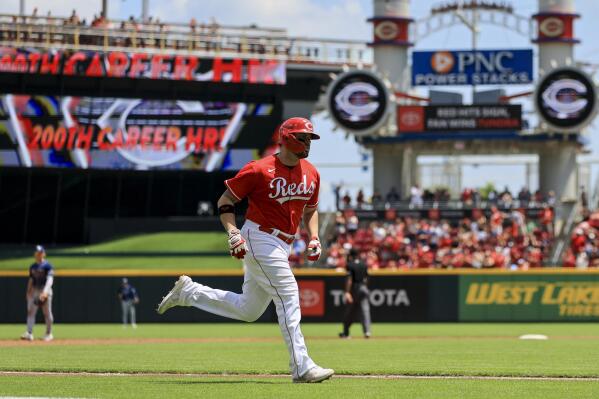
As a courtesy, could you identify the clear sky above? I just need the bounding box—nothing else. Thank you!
[2,0,599,210]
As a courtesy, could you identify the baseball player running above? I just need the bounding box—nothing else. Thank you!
[157,117,334,383]
[21,245,54,342]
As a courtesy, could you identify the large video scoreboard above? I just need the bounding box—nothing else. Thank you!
[0,47,286,171]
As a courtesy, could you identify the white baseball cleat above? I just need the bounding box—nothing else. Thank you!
[20,332,33,341]
[43,333,54,342]
[293,366,335,383]
[156,275,191,314]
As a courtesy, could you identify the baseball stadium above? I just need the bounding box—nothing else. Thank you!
[1,0,599,397]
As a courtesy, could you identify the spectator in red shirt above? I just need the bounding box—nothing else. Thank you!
[356,189,365,209]
[342,191,351,209]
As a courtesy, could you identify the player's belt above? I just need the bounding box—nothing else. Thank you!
[258,226,295,244]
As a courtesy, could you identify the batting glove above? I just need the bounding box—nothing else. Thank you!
[307,237,321,262]
[228,229,248,259]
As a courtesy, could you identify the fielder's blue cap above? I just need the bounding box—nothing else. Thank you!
[35,245,45,253]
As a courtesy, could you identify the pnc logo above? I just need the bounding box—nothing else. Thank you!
[539,17,564,37]
[431,51,455,74]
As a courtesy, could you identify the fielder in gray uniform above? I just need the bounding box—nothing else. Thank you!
[21,245,54,342]
[339,249,371,339]
[118,278,139,328]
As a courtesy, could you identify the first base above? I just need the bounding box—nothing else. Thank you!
[518,334,548,340]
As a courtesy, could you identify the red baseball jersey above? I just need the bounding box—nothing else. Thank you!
[225,155,320,235]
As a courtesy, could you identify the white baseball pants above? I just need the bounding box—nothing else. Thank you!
[178,220,316,379]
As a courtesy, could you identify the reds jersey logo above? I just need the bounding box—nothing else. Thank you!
[268,174,315,204]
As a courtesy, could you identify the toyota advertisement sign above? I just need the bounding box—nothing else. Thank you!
[412,49,533,86]
[297,276,434,322]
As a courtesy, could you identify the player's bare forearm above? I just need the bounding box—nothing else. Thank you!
[345,276,352,293]
[344,276,353,303]
[303,207,319,239]
[218,189,239,233]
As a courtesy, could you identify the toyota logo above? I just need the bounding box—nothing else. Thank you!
[300,288,321,308]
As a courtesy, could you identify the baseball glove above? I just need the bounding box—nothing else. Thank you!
[307,237,322,262]
[228,229,248,259]
[33,297,47,306]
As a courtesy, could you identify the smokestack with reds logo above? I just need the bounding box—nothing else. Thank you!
[534,0,581,217]
[533,0,579,74]
[368,0,412,93]
[368,0,415,199]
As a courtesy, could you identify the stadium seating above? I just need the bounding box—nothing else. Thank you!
[562,212,599,268]
[324,204,555,270]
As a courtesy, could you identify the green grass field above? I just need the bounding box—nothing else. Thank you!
[0,232,242,271]
[1,323,599,398]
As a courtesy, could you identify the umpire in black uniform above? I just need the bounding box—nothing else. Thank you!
[339,248,371,338]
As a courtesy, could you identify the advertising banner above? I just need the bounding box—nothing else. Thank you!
[298,274,458,322]
[459,274,599,321]
[412,49,533,86]
[397,105,522,132]
[0,274,458,323]
[0,47,286,85]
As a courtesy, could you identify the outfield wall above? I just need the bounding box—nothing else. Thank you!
[1,270,598,323]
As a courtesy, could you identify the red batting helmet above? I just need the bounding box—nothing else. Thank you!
[279,117,320,153]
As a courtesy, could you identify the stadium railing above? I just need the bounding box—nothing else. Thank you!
[0,13,371,65]
[344,199,551,211]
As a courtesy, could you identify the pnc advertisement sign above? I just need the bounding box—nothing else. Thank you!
[412,49,533,86]
[459,275,599,321]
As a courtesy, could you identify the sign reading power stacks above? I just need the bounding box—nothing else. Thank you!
[326,69,391,135]
[534,67,598,132]
[412,49,533,86]
[397,105,522,132]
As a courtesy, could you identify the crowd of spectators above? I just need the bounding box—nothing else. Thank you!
[562,212,599,268]
[336,184,556,210]
[324,206,554,270]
